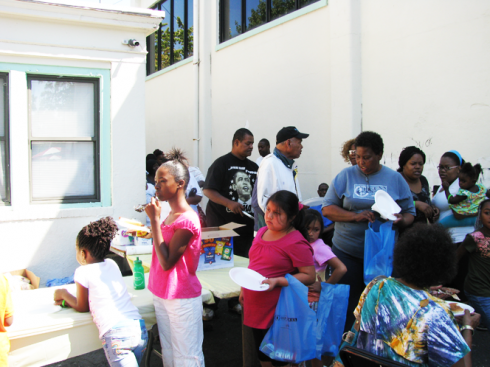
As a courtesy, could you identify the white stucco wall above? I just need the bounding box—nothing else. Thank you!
[0,0,163,284]
[145,61,195,158]
[145,0,490,200]
[360,0,490,190]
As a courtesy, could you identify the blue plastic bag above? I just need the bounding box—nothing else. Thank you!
[363,220,396,285]
[316,283,350,358]
[260,274,317,363]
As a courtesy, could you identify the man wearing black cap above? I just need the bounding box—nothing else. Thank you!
[253,126,309,228]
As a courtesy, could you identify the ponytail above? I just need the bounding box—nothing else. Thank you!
[161,147,191,190]
[460,162,482,181]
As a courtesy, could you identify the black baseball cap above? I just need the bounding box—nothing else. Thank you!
[276,126,309,144]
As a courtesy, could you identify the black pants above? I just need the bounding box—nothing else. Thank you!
[332,246,366,333]
[250,327,288,366]
[446,242,469,302]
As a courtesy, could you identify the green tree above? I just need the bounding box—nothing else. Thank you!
[154,16,193,70]
[246,0,295,31]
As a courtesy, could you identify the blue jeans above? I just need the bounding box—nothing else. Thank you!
[101,319,148,367]
[465,291,490,328]
[438,214,476,228]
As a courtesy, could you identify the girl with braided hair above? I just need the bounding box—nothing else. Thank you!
[53,217,147,367]
[145,148,205,367]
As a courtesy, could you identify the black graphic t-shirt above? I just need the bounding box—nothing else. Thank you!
[204,153,258,257]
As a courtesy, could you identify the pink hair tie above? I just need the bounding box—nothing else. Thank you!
[298,202,304,211]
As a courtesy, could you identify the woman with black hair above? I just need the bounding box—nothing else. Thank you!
[333,224,480,367]
[146,159,159,185]
[322,131,415,331]
[432,151,473,300]
[397,146,439,225]
[153,149,166,166]
[240,190,315,367]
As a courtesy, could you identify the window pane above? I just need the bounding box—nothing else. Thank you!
[0,141,6,201]
[221,0,242,42]
[0,75,5,137]
[160,1,171,69]
[187,0,194,57]
[300,0,319,7]
[246,0,266,31]
[31,80,94,138]
[31,142,95,199]
[271,0,296,21]
[174,0,185,63]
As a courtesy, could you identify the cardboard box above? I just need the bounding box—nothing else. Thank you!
[197,222,244,272]
[135,237,153,246]
[7,269,40,290]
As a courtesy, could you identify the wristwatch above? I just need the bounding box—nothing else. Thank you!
[460,325,474,335]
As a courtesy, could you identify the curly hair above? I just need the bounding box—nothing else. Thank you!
[355,131,384,155]
[77,217,118,261]
[161,147,191,190]
[340,139,356,163]
[393,224,456,289]
[460,162,482,181]
[397,146,426,173]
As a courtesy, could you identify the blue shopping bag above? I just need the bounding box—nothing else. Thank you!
[260,274,317,363]
[363,220,396,285]
[316,283,350,358]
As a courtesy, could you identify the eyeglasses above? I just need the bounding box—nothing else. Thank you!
[349,150,356,155]
[437,165,459,172]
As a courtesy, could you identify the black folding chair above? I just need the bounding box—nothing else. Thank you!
[339,346,409,367]
[144,324,163,366]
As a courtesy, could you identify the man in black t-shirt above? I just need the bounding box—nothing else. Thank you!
[203,128,258,258]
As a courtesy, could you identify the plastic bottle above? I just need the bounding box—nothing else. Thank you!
[133,257,145,290]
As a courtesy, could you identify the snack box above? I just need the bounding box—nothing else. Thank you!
[197,222,244,272]
[113,229,135,246]
[7,269,40,290]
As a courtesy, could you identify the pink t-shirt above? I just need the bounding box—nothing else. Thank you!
[310,239,336,273]
[148,210,202,299]
[243,227,314,329]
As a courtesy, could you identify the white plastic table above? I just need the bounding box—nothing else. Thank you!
[7,273,212,367]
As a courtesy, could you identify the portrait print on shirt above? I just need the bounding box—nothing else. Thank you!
[204,152,258,229]
[228,169,255,215]
[354,184,387,200]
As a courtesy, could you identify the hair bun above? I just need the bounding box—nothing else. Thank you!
[83,216,118,241]
[165,147,189,168]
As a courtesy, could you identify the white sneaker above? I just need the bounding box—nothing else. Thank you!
[202,307,214,321]
[230,303,242,315]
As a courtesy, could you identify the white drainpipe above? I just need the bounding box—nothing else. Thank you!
[192,0,200,167]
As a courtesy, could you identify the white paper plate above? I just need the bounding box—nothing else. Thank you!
[444,301,475,317]
[372,190,401,221]
[229,268,269,291]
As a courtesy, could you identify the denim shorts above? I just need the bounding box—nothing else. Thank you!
[101,319,148,367]
[465,291,490,328]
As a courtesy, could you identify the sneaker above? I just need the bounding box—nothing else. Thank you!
[229,303,242,315]
[202,307,214,321]
[476,325,488,331]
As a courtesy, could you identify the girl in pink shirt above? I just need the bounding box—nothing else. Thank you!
[240,190,315,367]
[145,149,204,367]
